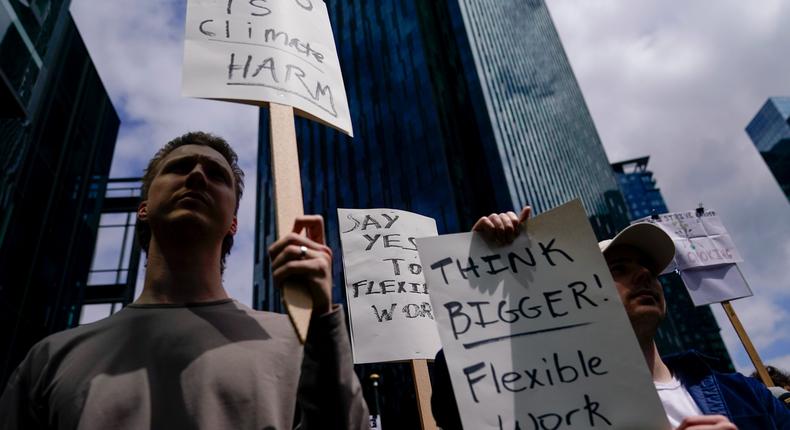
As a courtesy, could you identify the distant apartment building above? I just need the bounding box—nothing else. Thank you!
[746,97,790,201]
[612,157,734,371]
[0,1,119,385]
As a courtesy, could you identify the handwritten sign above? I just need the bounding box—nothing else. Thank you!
[637,210,752,305]
[183,0,353,136]
[637,210,742,271]
[679,263,752,306]
[338,208,442,363]
[417,200,668,429]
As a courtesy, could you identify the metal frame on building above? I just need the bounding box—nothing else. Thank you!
[77,178,142,323]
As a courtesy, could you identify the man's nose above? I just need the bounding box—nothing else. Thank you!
[185,164,208,188]
[631,264,652,284]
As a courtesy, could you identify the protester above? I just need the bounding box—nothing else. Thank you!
[432,207,790,429]
[0,132,368,429]
[752,366,790,408]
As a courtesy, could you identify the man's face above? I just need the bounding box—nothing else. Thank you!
[139,144,237,242]
[604,245,666,330]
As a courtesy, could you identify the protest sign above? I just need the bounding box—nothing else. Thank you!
[679,263,752,306]
[638,210,742,271]
[183,0,353,136]
[637,210,752,305]
[418,200,668,429]
[338,208,442,363]
[641,209,770,385]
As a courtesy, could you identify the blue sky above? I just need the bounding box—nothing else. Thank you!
[70,0,790,374]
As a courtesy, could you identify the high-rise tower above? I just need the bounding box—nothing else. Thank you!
[0,2,120,385]
[746,97,790,201]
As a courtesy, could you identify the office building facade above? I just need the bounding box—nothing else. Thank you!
[612,157,734,372]
[0,1,119,385]
[255,0,628,426]
[746,97,790,201]
[612,156,669,219]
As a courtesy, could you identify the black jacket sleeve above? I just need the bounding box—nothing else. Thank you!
[295,305,369,429]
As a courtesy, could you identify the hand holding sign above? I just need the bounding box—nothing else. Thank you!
[270,215,333,315]
[418,200,669,429]
[473,206,532,244]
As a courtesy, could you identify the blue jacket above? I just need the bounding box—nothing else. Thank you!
[665,351,790,429]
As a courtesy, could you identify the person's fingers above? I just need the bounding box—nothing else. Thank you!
[269,232,332,262]
[506,211,519,225]
[472,216,496,233]
[505,211,520,240]
[487,213,505,242]
[272,259,328,286]
[497,213,515,240]
[676,415,736,430]
[518,206,532,223]
[292,215,326,245]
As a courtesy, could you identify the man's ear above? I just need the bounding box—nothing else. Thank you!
[229,216,238,235]
[137,201,148,221]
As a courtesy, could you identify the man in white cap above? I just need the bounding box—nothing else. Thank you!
[433,209,790,430]
[600,222,789,429]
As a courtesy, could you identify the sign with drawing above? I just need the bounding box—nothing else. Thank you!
[639,210,742,271]
[638,210,752,306]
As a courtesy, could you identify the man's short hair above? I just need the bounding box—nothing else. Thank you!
[136,131,245,273]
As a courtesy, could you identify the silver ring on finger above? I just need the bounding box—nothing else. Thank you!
[299,245,308,259]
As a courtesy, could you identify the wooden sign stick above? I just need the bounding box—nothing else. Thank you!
[269,102,313,344]
[410,359,437,430]
[720,300,773,386]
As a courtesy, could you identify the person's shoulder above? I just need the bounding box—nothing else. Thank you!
[9,314,120,386]
[32,313,119,353]
[227,300,299,335]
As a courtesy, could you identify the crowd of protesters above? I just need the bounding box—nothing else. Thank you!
[1,132,788,429]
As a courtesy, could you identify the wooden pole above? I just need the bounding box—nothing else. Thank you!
[410,359,437,430]
[720,300,773,386]
[269,102,313,344]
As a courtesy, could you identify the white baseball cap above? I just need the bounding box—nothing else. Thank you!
[598,222,675,275]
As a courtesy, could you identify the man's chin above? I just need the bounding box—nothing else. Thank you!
[627,308,665,332]
[162,211,215,232]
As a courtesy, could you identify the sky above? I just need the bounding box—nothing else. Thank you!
[70,0,790,374]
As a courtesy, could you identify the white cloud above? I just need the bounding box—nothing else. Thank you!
[548,0,790,369]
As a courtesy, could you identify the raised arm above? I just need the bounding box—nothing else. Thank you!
[269,215,369,429]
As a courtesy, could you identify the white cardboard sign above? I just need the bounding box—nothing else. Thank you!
[679,263,752,306]
[638,210,742,271]
[636,210,752,305]
[417,200,669,429]
[183,0,353,136]
[338,208,442,363]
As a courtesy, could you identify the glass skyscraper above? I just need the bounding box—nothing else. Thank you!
[612,157,734,372]
[0,1,119,386]
[612,156,669,219]
[746,97,790,201]
[255,0,628,426]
